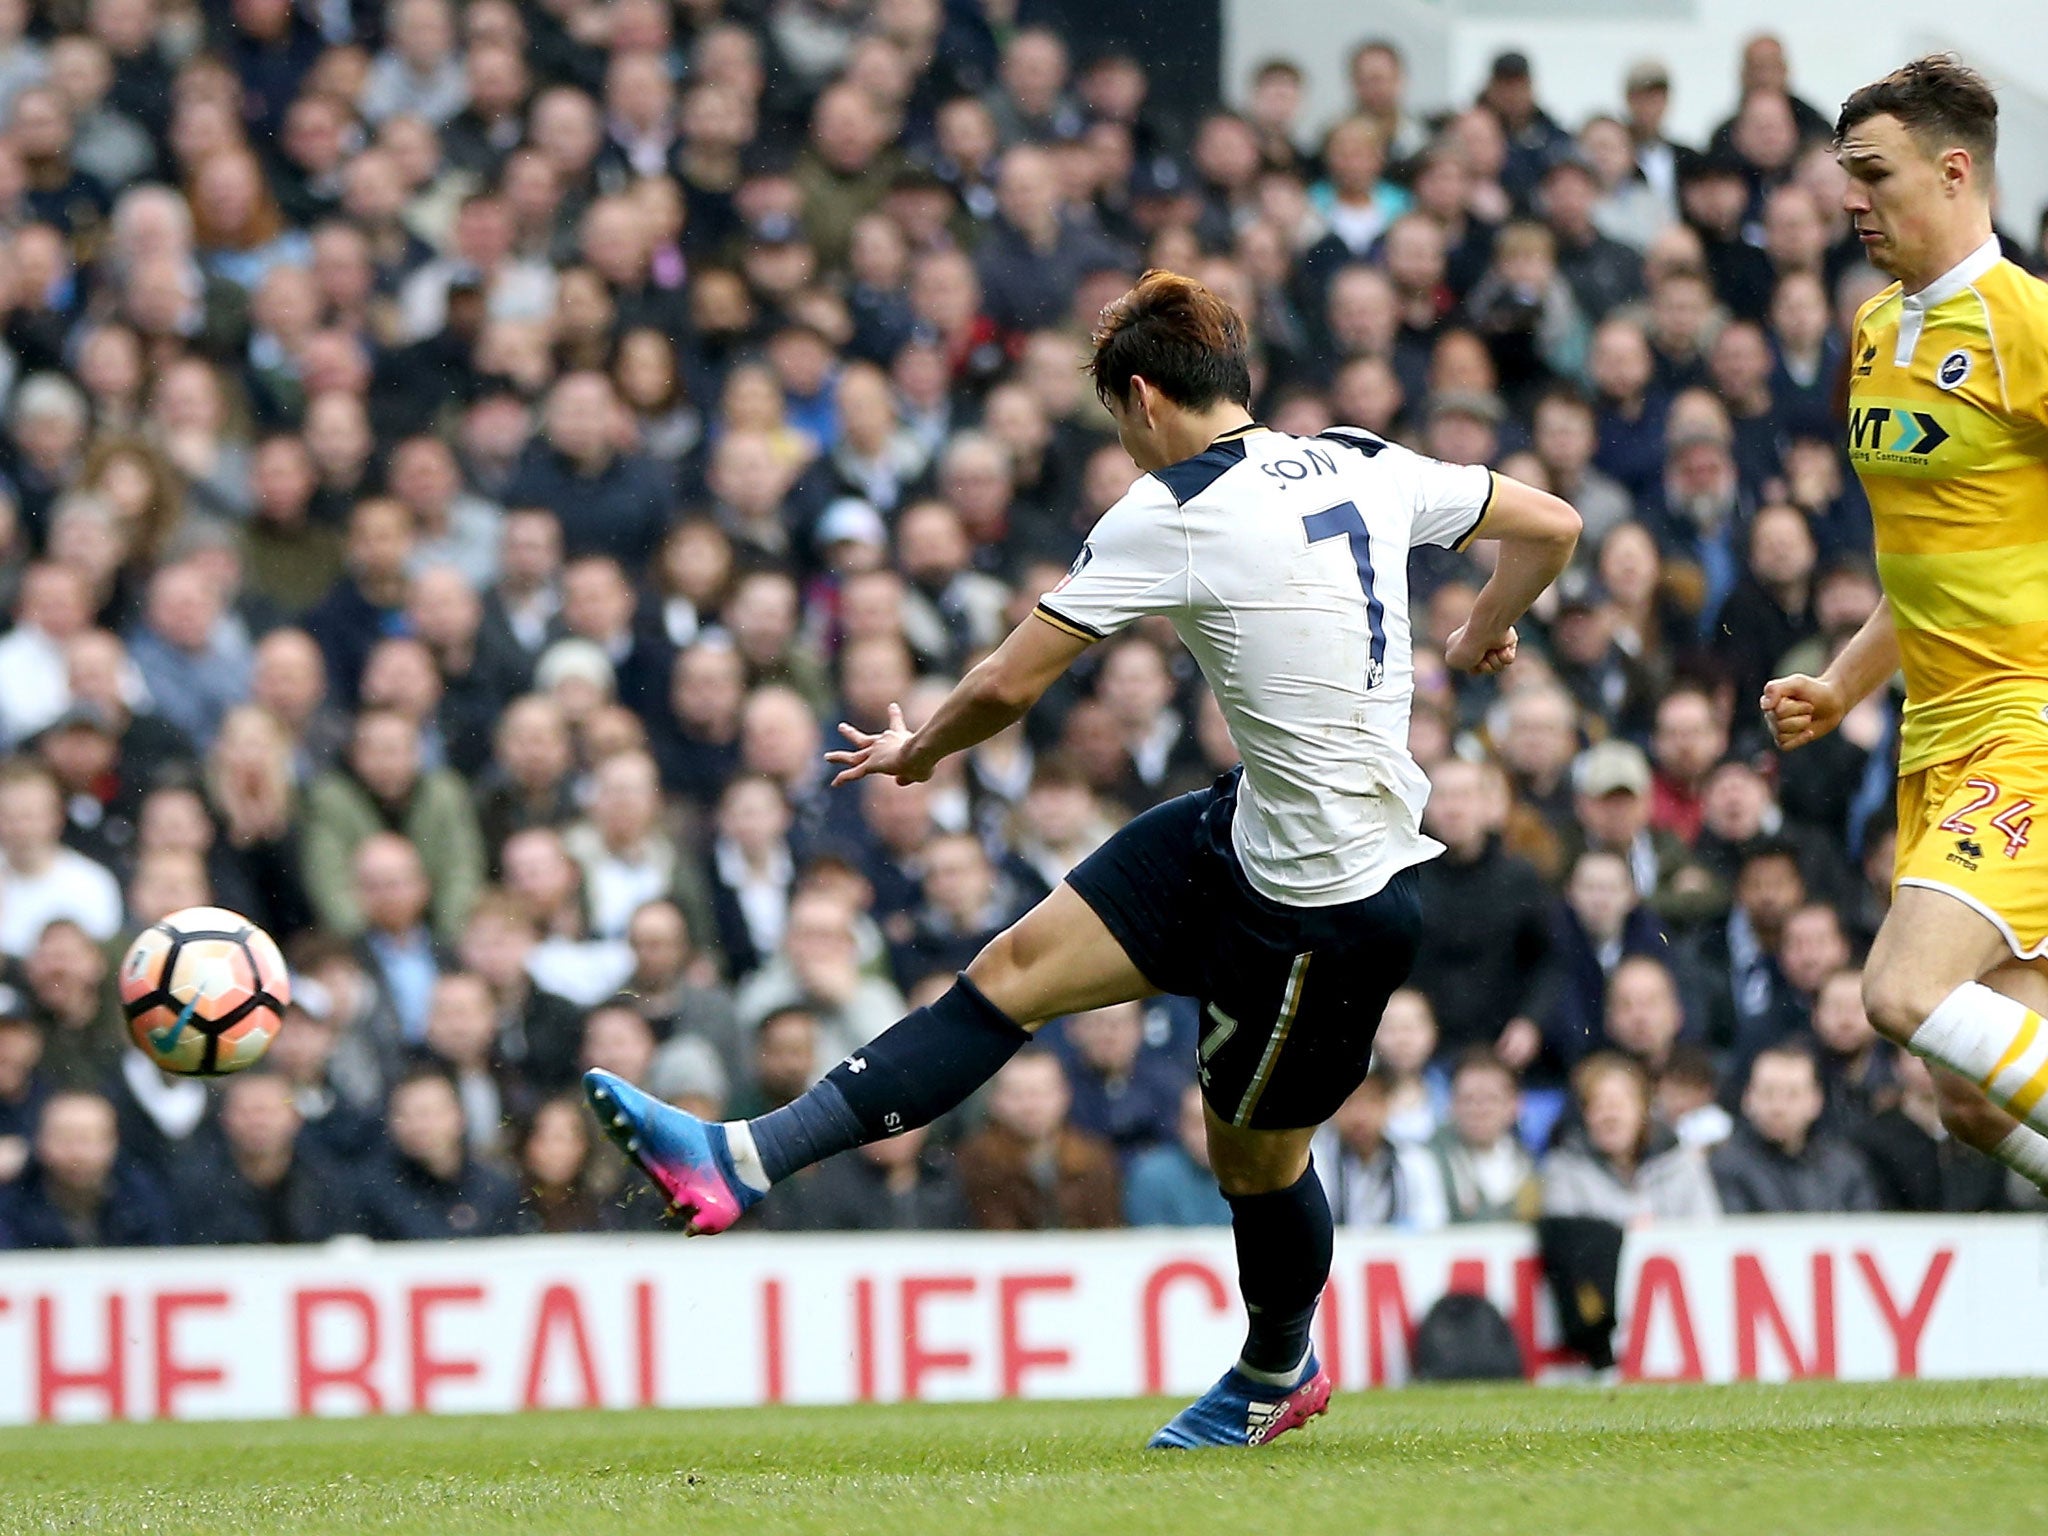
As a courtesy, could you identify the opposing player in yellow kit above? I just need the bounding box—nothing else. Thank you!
[1764,56,2048,1193]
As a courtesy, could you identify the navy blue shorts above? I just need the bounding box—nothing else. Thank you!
[1065,771,1422,1131]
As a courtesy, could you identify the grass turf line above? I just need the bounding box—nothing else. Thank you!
[1,1380,2046,1536]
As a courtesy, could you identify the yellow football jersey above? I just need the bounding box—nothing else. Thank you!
[1849,237,2048,775]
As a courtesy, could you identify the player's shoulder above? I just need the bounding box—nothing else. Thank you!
[1973,256,2048,319]
[1141,423,1268,508]
[1853,280,1904,335]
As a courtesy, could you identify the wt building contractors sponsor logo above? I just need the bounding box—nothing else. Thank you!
[0,1219,2040,1424]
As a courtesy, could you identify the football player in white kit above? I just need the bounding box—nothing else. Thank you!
[587,271,1579,1446]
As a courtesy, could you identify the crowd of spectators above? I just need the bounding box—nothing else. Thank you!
[0,1,2042,1254]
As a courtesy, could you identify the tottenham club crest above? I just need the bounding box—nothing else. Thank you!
[1053,542,1093,593]
[1937,349,1972,390]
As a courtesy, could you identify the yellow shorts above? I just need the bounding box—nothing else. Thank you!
[1896,737,2048,958]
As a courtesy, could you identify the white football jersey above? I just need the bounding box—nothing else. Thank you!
[1035,424,1493,907]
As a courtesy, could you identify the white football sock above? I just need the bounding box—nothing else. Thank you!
[720,1119,772,1194]
[1910,982,2048,1132]
[1992,1126,2048,1192]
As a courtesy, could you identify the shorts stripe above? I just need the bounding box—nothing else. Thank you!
[1232,952,1312,1128]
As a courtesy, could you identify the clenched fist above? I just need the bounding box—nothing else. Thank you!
[1760,673,1846,751]
[1445,623,1518,676]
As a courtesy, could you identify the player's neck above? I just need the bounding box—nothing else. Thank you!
[1896,219,1995,296]
[1152,404,1256,467]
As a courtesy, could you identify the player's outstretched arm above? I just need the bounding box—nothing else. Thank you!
[826,613,1092,786]
[1443,475,1581,675]
[1761,596,1899,751]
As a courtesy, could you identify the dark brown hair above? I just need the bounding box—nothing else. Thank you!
[1836,55,1997,174]
[1087,269,1252,411]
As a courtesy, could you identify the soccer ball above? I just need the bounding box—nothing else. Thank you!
[119,906,291,1076]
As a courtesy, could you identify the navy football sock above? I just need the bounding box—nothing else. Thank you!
[1226,1162,1333,1383]
[744,976,1031,1184]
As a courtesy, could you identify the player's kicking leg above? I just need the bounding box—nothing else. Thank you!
[1862,886,2048,1191]
[1145,1107,1333,1449]
[585,880,1146,1232]
[588,859,1347,1451]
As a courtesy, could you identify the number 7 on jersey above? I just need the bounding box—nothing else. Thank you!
[1303,501,1388,690]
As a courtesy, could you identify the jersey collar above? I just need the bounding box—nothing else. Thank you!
[1209,422,1266,445]
[1901,234,2001,312]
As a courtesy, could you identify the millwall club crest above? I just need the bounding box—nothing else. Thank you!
[1053,542,1093,593]
[1937,350,1972,390]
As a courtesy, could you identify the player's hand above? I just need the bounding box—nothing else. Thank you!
[825,703,929,786]
[1759,673,1845,751]
[1445,622,1518,675]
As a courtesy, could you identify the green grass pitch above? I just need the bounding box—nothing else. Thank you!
[1,1380,2045,1536]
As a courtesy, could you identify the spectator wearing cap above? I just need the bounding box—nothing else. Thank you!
[1564,739,1707,926]
[0,1089,174,1250]
[1422,390,1503,471]
[1540,848,1670,1071]
[1477,50,1573,210]
[1539,154,1644,325]
[504,372,672,570]
[1710,1043,1878,1215]
[1547,571,1657,741]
